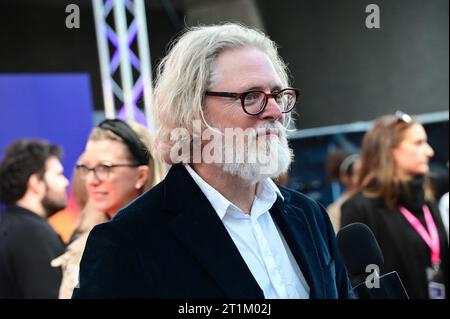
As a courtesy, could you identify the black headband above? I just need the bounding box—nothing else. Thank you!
[97,119,150,165]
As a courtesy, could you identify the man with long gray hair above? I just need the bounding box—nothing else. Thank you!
[74,23,352,299]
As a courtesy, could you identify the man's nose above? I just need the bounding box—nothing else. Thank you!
[260,96,283,122]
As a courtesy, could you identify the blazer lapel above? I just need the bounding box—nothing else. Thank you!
[163,165,264,299]
[269,193,326,298]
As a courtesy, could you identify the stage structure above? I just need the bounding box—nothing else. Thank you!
[92,0,154,131]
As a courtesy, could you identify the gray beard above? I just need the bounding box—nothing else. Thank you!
[217,126,293,183]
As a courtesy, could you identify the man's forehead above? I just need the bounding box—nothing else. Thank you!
[212,48,283,89]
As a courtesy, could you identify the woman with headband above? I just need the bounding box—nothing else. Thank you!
[75,119,165,218]
[52,119,165,298]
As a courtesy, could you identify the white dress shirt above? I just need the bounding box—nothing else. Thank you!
[185,165,310,299]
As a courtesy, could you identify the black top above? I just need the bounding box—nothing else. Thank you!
[0,205,65,298]
[341,178,449,299]
[73,164,353,299]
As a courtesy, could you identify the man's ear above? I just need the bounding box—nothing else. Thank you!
[28,174,45,196]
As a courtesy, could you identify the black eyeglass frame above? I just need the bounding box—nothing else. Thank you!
[76,163,141,181]
[205,88,300,115]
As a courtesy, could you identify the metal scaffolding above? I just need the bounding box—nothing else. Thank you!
[92,0,155,132]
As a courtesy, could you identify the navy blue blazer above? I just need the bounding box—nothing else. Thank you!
[73,164,352,299]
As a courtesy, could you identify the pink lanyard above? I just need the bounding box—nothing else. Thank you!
[399,204,441,268]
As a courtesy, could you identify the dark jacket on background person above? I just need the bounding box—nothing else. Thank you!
[0,205,65,298]
[341,178,449,299]
[73,164,352,299]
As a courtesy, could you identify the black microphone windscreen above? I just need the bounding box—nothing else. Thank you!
[336,223,384,276]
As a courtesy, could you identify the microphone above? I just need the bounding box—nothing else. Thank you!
[337,223,409,299]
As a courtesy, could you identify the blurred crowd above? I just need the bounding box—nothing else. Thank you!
[1,111,447,299]
[0,119,166,298]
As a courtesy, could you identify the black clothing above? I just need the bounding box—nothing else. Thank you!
[73,164,353,299]
[0,205,65,298]
[341,179,449,299]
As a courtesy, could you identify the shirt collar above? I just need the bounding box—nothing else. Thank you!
[184,164,284,220]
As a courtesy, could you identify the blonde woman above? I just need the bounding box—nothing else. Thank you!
[52,119,165,298]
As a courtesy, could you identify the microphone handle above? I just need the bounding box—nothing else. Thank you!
[352,271,409,299]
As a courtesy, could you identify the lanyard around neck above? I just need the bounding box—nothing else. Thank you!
[399,204,441,268]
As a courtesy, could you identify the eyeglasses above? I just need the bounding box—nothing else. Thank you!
[394,111,412,123]
[205,88,300,115]
[76,163,140,181]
